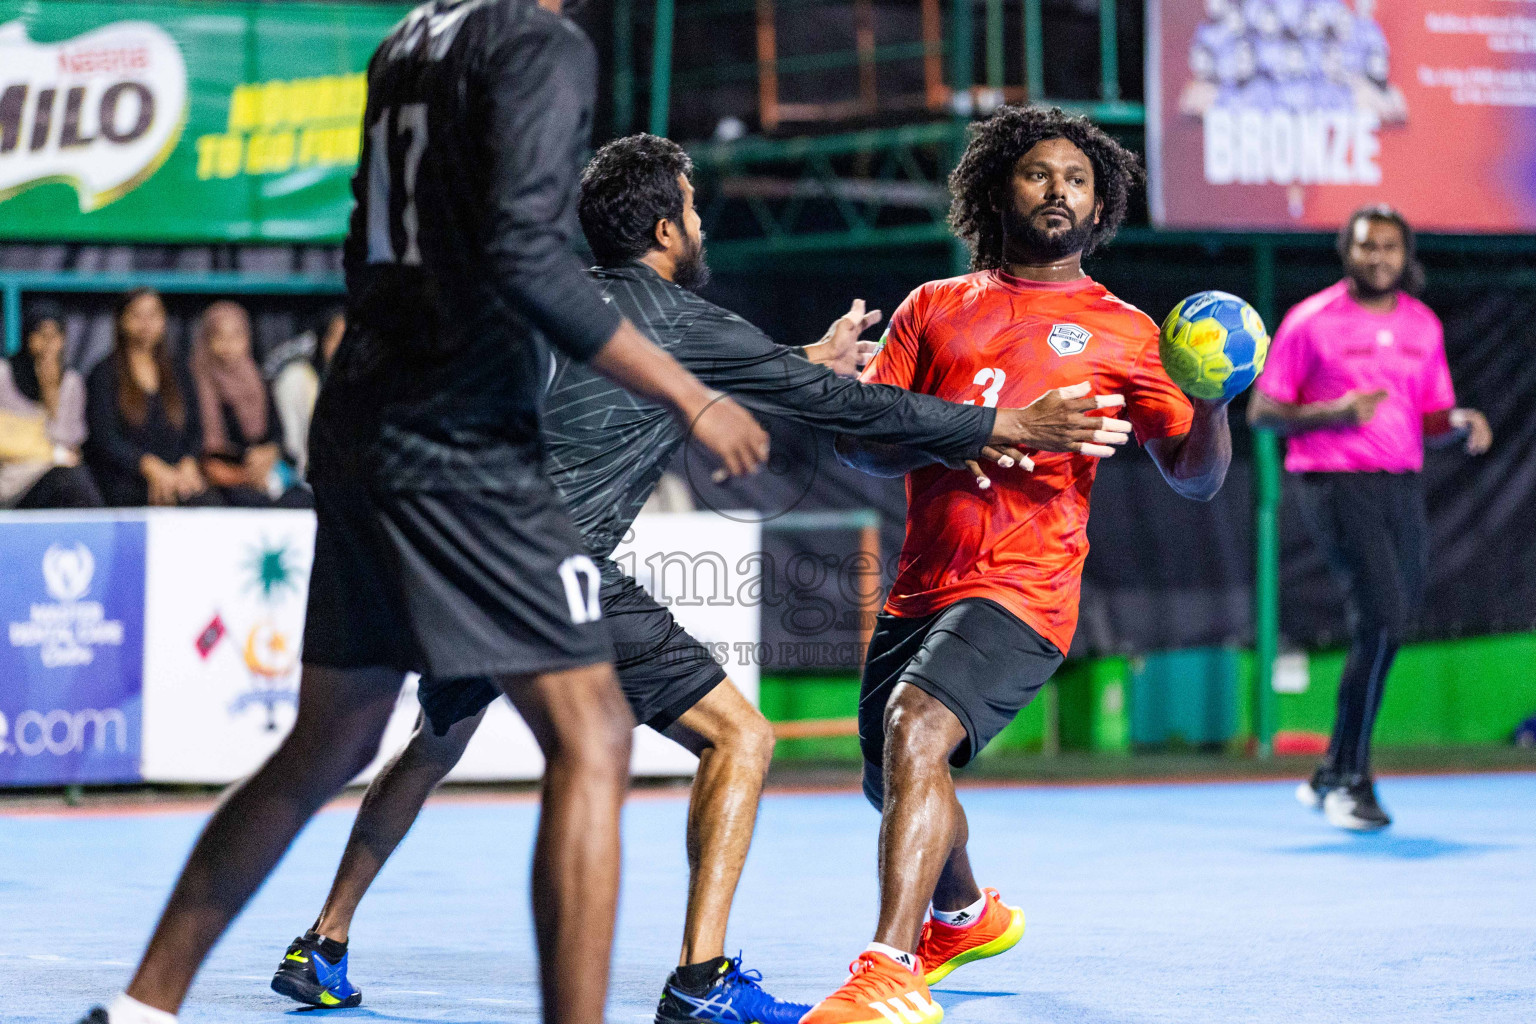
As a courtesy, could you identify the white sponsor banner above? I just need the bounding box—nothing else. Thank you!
[0,19,187,211]
[139,510,761,784]
[607,511,763,778]
[140,509,314,782]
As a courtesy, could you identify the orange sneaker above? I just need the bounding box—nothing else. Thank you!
[916,888,1026,985]
[799,950,943,1024]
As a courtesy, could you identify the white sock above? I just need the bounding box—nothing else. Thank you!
[865,942,918,974]
[107,993,178,1024]
[931,892,988,928]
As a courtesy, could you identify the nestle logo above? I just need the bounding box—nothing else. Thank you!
[57,45,150,75]
[0,20,187,212]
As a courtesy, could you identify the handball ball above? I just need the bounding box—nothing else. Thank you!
[1159,291,1271,402]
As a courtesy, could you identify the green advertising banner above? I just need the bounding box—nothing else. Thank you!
[0,1,409,243]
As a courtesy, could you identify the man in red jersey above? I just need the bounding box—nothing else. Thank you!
[804,106,1235,1024]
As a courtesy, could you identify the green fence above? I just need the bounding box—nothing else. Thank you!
[763,631,1536,761]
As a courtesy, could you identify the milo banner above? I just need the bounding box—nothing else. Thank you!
[1147,0,1536,231]
[0,1,407,242]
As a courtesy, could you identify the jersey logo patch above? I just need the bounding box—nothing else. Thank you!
[1047,324,1092,357]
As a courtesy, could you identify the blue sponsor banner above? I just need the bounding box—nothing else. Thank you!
[0,516,146,785]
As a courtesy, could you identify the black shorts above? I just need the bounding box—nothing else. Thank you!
[858,598,1063,769]
[302,468,612,690]
[416,569,727,735]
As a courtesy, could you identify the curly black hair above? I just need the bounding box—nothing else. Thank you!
[579,133,694,267]
[1337,204,1426,297]
[947,105,1143,270]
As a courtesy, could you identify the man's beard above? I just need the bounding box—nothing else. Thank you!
[675,233,711,292]
[1346,262,1402,300]
[1002,203,1095,264]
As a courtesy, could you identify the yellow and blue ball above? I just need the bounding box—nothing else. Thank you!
[1158,291,1270,403]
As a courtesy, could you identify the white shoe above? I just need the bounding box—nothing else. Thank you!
[1323,780,1391,832]
[1295,780,1324,809]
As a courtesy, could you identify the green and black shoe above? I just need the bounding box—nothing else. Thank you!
[271,931,362,1009]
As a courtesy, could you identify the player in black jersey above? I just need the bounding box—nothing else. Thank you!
[76,6,768,1024]
[265,134,1068,1024]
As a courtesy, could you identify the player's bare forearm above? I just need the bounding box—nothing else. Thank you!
[1146,399,1231,502]
[833,435,939,477]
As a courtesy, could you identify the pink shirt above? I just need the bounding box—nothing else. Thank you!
[1257,281,1456,473]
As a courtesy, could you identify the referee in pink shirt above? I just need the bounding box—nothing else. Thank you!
[1250,205,1491,832]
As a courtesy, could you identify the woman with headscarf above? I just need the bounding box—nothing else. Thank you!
[0,298,102,507]
[192,300,309,507]
[85,287,213,507]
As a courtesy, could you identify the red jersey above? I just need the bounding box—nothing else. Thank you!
[861,270,1193,654]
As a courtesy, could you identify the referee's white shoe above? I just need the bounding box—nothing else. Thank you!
[1323,777,1392,831]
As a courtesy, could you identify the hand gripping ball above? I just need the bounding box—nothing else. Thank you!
[1158,290,1271,402]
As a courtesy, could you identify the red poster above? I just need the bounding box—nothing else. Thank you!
[1147,0,1536,231]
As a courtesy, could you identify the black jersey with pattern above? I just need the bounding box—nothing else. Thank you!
[543,262,995,561]
[314,0,621,492]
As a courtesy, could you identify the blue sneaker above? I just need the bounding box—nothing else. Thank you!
[271,931,362,1008]
[654,954,811,1024]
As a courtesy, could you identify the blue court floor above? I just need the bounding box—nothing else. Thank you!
[4,773,1534,1024]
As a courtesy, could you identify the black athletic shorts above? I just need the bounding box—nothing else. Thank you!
[858,598,1063,769]
[302,466,612,693]
[416,568,727,736]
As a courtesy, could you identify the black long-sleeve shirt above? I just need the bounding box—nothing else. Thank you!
[545,263,995,561]
[316,0,622,491]
[83,359,202,507]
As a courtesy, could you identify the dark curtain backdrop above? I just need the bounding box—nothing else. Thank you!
[1279,287,1536,648]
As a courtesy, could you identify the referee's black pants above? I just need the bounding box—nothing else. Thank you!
[1295,471,1428,780]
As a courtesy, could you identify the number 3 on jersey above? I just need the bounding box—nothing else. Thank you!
[972,367,1006,407]
[365,103,428,265]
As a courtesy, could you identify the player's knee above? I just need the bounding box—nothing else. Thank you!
[343,732,387,782]
[556,695,634,782]
[399,730,463,780]
[331,718,390,782]
[722,708,777,776]
[285,726,384,800]
[883,689,955,768]
[402,712,476,775]
[283,708,390,791]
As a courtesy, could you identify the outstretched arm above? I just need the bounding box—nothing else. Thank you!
[672,308,1137,476]
[1144,398,1232,502]
[677,308,995,467]
[834,381,1132,479]
[832,435,941,477]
